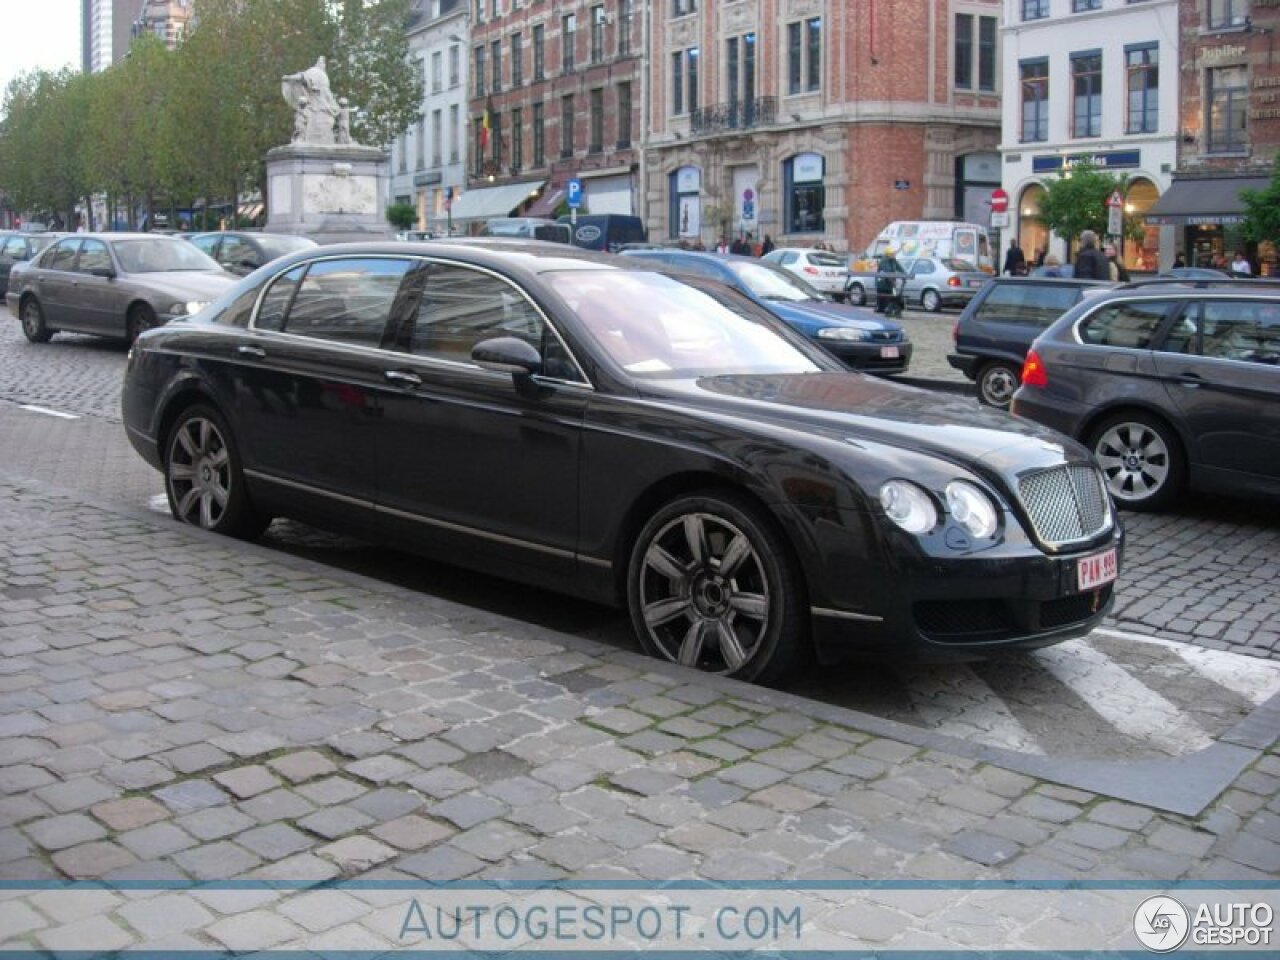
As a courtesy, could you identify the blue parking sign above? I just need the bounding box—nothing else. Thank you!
[567,178,583,209]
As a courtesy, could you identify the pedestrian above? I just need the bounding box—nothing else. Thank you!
[1041,254,1063,278]
[715,236,730,254]
[1002,239,1027,276]
[875,246,905,315]
[761,234,775,256]
[1034,246,1047,269]
[1230,250,1252,276]
[1073,230,1111,280]
[1103,244,1129,282]
[730,234,747,255]
[1172,252,1186,269]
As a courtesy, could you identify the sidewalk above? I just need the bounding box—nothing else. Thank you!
[0,478,1276,949]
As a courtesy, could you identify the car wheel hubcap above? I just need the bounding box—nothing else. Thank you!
[984,368,1016,404]
[639,512,770,674]
[1095,423,1169,501]
[168,418,231,528]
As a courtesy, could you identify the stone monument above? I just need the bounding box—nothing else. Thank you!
[265,57,391,243]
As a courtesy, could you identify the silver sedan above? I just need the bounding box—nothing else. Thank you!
[6,233,237,344]
[900,256,991,312]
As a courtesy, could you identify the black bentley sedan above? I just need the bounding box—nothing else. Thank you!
[122,240,1123,682]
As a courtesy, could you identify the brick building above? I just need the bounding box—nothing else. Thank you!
[452,0,643,226]
[1145,0,1280,273]
[643,0,1002,254]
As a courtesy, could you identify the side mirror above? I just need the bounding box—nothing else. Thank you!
[88,267,116,279]
[472,336,543,380]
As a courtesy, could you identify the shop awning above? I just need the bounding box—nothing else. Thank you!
[1144,176,1270,226]
[523,185,565,219]
[446,180,545,223]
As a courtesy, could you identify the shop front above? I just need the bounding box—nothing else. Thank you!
[1144,175,1273,273]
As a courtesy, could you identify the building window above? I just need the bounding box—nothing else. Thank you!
[1071,51,1102,138]
[532,24,545,80]
[1073,0,1101,11]
[491,0,501,16]
[1022,0,1048,20]
[955,14,997,92]
[474,46,486,97]
[561,94,575,158]
[785,153,825,234]
[955,15,973,89]
[726,34,756,123]
[687,47,700,113]
[474,0,483,23]
[590,89,604,153]
[491,111,502,166]
[511,33,523,87]
[786,19,820,94]
[491,40,502,92]
[618,82,632,147]
[563,14,577,74]
[511,107,523,171]
[673,0,696,16]
[450,105,459,162]
[672,50,684,114]
[449,46,460,87]
[416,117,426,169]
[806,18,821,92]
[619,0,634,56]
[591,5,606,64]
[1125,45,1158,134]
[1020,59,1049,142]
[432,51,442,92]
[978,17,996,91]
[1208,0,1247,30]
[431,109,442,167]
[533,101,545,166]
[473,117,484,175]
[1208,65,1248,152]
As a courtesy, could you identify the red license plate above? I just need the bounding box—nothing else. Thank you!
[1077,547,1118,592]
[880,345,900,359]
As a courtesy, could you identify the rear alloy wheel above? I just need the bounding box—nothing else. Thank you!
[1087,412,1184,511]
[977,361,1020,409]
[627,492,805,684]
[20,297,52,343]
[921,289,942,313]
[845,283,867,307]
[127,303,159,344]
[164,405,269,538]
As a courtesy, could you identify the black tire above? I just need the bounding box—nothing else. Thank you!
[921,288,942,313]
[845,283,866,307]
[626,491,806,684]
[1086,411,1185,512]
[20,296,52,343]
[127,303,159,344]
[164,404,270,539]
[977,360,1020,409]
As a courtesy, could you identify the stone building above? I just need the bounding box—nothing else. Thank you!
[642,0,1002,254]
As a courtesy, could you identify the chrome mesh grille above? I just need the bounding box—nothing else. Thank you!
[1018,464,1111,547]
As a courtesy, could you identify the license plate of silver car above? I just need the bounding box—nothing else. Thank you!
[880,346,900,359]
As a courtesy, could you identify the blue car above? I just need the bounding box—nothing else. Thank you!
[620,250,912,374]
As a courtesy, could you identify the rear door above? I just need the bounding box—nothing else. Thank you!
[32,238,81,328]
[1151,298,1280,484]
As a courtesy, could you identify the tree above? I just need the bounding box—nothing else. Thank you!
[330,0,422,148]
[386,201,416,230]
[1240,156,1280,256]
[1035,159,1142,256]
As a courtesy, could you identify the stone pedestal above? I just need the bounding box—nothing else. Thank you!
[265,143,392,244]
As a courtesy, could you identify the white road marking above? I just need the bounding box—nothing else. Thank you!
[1094,625,1280,704]
[18,404,79,420]
[1033,640,1217,754]
[903,665,1046,755]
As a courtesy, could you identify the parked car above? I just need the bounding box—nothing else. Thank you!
[557,213,647,252]
[898,256,991,312]
[1011,285,1280,510]
[6,232,237,344]
[122,239,1122,682]
[948,276,1114,408]
[479,218,572,243]
[0,230,63,297]
[1159,267,1232,281]
[762,247,851,300]
[621,249,912,374]
[186,231,317,277]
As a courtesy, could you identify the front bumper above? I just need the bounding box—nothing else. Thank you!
[821,339,913,375]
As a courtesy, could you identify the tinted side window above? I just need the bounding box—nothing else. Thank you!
[282,258,410,347]
[1080,300,1174,349]
[2,237,24,258]
[220,237,257,268]
[76,240,111,273]
[977,282,1082,329]
[255,265,306,332]
[189,236,220,257]
[47,240,80,270]
[1200,300,1280,364]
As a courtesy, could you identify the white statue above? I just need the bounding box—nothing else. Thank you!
[283,56,349,146]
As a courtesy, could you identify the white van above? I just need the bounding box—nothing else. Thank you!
[857,221,993,273]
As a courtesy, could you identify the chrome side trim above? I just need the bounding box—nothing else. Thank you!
[243,470,376,510]
[810,606,884,623]
[578,554,614,569]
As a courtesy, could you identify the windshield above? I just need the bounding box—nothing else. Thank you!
[258,236,316,260]
[547,270,821,379]
[115,238,221,274]
[725,260,823,302]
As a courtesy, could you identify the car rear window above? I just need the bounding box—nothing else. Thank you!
[806,252,846,267]
[977,282,1084,329]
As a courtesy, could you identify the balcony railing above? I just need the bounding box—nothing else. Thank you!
[690,97,777,134]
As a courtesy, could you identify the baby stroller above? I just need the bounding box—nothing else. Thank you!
[877,273,906,318]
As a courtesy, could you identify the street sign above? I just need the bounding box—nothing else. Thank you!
[990,188,1009,214]
[566,178,583,210]
[893,179,911,191]
[742,187,755,222]
[1107,190,1124,208]
[991,211,1010,229]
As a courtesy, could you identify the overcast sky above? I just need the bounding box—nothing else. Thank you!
[0,0,82,100]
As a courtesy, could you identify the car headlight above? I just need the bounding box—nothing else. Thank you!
[945,480,999,539]
[169,301,208,316]
[817,327,869,341]
[879,480,937,535]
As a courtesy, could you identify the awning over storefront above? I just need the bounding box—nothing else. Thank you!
[523,185,565,219]
[1144,176,1270,226]
[445,180,545,223]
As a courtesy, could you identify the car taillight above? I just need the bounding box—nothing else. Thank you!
[803,266,819,275]
[1021,349,1048,388]
[948,276,961,287]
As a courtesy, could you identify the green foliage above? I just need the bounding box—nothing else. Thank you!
[1035,160,1143,248]
[386,201,417,230]
[1240,156,1280,250]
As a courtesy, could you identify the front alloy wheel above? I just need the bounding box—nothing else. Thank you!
[921,289,942,313]
[627,492,804,683]
[20,298,52,343]
[1089,413,1184,511]
[846,283,866,307]
[164,405,268,538]
[978,361,1020,409]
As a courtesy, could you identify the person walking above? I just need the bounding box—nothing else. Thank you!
[1230,250,1253,276]
[1103,243,1129,282]
[875,246,905,315]
[761,234,775,256]
[1002,239,1027,276]
[1073,230,1111,280]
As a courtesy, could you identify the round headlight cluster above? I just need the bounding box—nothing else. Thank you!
[946,481,999,539]
[879,480,937,534]
[817,327,869,341]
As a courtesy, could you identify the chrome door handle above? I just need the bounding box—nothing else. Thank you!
[237,345,266,359]
[384,369,422,387]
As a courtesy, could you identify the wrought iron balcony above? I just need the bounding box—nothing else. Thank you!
[690,97,777,135]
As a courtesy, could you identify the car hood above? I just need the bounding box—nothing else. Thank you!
[131,271,236,301]
[761,298,901,333]
[644,372,1088,472]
